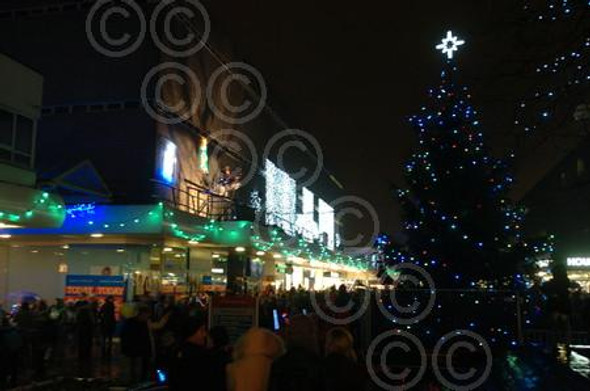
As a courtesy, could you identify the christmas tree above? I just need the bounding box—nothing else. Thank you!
[384,32,533,290]
[516,0,590,134]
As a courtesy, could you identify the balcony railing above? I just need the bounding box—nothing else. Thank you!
[154,180,236,221]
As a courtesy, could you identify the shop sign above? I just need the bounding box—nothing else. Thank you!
[567,257,590,267]
[64,275,126,317]
[209,295,258,343]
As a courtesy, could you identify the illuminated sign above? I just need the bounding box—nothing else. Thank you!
[160,139,177,184]
[567,257,590,267]
[199,137,209,174]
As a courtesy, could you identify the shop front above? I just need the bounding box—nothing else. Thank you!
[0,204,249,303]
[566,257,590,292]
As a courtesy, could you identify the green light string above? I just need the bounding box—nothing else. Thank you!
[0,192,64,223]
[251,225,369,271]
[165,207,227,244]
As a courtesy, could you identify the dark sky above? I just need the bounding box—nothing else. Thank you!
[203,0,524,235]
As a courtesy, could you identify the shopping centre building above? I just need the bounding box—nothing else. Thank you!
[0,6,373,304]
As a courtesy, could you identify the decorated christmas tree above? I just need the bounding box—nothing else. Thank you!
[384,32,534,290]
[516,0,590,134]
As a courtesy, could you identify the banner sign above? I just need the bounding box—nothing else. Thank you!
[209,295,259,343]
[65,275,126,317]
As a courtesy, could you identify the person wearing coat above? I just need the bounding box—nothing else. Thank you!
[322,327,369,391]
[226,328,284,391]
[269,315,323,391]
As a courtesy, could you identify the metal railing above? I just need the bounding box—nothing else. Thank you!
[154,180,236,221]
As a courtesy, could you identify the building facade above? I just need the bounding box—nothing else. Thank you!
[525,136,590,291]
[0,2,372,303]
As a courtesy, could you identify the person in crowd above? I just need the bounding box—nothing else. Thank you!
[154,295,182,373]
[0,312,23,388]
[121,304,153,384]
[98,295,117,358]
[30,300,51,380]
[169,315,217,391]
[13,301,34,330]
[322,327,368,391]
[75,295,95,361]
[209,326,232,391]
[121,303,170,384]
[269,314,322,391]
[226,327,284,391]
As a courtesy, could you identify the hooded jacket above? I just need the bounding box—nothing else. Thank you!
[227,328,285,391]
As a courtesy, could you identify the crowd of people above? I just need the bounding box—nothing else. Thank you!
[0,287,373,391]
[2,281,590,390]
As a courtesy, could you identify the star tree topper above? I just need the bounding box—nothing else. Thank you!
[436,30,465,59]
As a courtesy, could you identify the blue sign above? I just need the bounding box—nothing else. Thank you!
[66,275,125,287]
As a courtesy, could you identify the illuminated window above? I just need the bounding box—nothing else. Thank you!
[199,137,209,174]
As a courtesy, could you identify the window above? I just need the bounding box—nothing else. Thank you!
[0,109,13,147]
[0,109,35,168]
[296,187,302,214]
[15,115,33,154]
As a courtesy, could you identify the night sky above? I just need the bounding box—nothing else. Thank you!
[203,0,527,235]
[0,0,551,239]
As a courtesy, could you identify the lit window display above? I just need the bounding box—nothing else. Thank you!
[296,187,318,240]
[318,198,335,249]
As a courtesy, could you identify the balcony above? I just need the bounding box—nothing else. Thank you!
[154,179,254,221]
